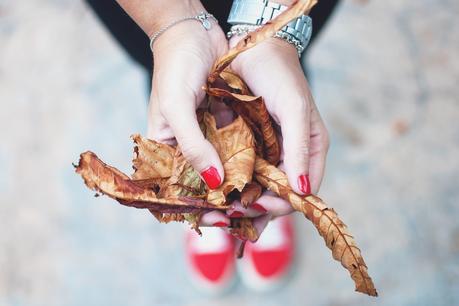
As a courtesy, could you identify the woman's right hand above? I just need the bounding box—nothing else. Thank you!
[146,12,228,190]
[145,7,234,227]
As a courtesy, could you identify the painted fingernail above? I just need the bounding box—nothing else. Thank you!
[213,221,229,227]
[200,166,221,189]
[251,203,267,213]
[229,211,244,218]
[298,174,311,194]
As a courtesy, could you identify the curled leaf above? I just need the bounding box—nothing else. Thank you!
[206,87,280,164]
[219,69,251,95]
[161,149,207,198]
[132,134,175,180]
[204,113,256,206]
[254,157,378,297]
[230,218,259,242]
[240,182,263,208]
[75,151,221,212]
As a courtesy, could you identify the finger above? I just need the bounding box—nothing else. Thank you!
[226,200,260,218]
[252,193,294,217]
[146,101,177,145]
[307,104,330,193]
[278,85,313,195]
[199,210,230,227]
[155,92,225,189]
[227,192,294,218]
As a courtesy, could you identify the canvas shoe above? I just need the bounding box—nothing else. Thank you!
[238,215,295,291]
[185,227,236,293]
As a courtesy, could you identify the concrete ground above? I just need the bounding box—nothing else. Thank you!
[1,0,458,305]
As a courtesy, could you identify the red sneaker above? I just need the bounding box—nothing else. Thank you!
[239,215,295,291]
[185,227,236,293]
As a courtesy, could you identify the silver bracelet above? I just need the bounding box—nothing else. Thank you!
[227,24,305,56]
[149,12,218,52]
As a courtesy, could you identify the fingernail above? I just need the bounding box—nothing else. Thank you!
[229,211,244,218]
[200,166,221,189]
[298,174,311,194]
[251,203,267,213]
[213,221,228,227]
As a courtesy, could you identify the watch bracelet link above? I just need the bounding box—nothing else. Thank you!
[227,25,305,56]
[227,0,312,55]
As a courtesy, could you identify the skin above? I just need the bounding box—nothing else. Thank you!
[115,0,329,232]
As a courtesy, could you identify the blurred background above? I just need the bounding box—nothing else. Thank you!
[1,0,458,305]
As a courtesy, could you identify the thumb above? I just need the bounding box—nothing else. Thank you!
[158,95,224,190]
[279,97,311,195]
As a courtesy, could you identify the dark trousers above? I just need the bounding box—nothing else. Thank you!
[86,0,340,78]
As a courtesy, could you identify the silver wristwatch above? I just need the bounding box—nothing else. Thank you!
[228,0,312,53]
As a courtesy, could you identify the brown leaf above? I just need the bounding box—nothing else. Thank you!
[240,182,263,208]
[75,151,222,212]
[131,178,167,192]
[161,149,207,198]
[230,218,259,242]
[205,87,280,164]
[132,134,175,180]
[219,69,251,95]
[203,113,256,206]
[254,157,378,297]
[208,0,318,82]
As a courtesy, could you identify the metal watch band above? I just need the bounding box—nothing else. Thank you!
[227,24,305,56]
[228,0,312,50]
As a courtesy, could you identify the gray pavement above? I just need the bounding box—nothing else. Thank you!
[1,0,458,305]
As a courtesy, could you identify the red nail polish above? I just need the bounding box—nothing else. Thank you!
[213,221,228,227]
[251,203,267,213]
[229,211,244,218]
[298,174,311,194]
[200,166,221,189]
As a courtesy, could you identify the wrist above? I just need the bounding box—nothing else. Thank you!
[145,0,207,37]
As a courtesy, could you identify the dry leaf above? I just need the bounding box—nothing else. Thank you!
[161,149,207,198]
[75,151,221,213]
[205,87,280,164]
[240,182,263,208]
[254,157,378,296]
[132,134,175,180]
[204,113,256,206]
[219,69,251,95]
[130,177,166,192]
[230,218,259,242]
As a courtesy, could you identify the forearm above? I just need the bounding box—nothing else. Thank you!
[115,0,206,37]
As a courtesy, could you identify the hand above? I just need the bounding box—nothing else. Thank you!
[147,13,228,189]
[230,36,329,195]
[225,36,330,234]
[146,13,234,228]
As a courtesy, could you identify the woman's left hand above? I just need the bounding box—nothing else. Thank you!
[226,36,330,234]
